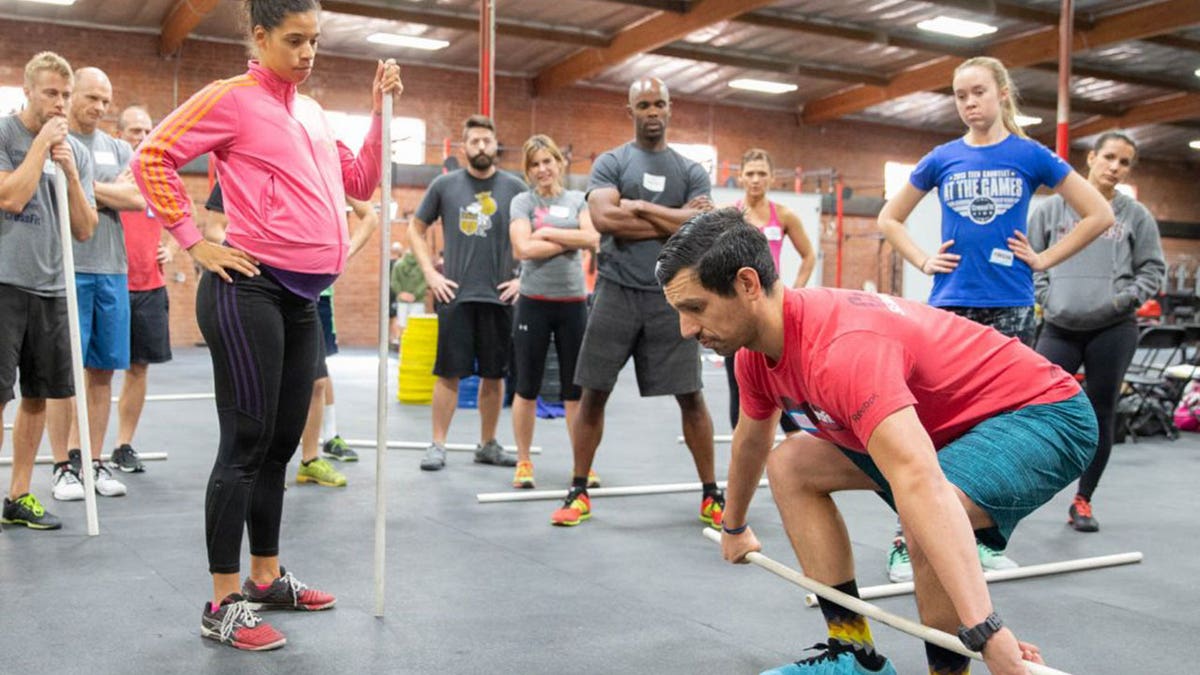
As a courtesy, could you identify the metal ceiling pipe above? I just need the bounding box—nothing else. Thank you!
[479,0,495,118]
[1056,0,1073,159]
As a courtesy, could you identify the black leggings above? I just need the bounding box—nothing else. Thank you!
[197,271,319,574]
[1035,319,1139,500]
[724,354,800,434]
[512,295,587,401]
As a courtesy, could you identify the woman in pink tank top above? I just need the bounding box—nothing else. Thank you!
[726,148,817,434]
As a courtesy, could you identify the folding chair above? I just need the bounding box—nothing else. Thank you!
[1119,326,1188,442]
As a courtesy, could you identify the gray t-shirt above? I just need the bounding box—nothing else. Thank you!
[0,114,96,296]
[69,129,131,274]
[587,142,710,291]
[415,169,526,305]
[510,188,588,299]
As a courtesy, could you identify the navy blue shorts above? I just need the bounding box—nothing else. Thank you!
[842,391,1097,550]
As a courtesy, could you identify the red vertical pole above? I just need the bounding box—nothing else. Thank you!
[835,177,844,289]
[1056,0,1073,159]
[442,137,451,174]
[479,0,495,118]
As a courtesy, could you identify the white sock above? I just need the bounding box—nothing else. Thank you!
[322,405,337,441]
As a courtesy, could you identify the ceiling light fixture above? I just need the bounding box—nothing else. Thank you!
[1190,140,1200,150]
[366,33,449,51]
[728,79,798,94]
[917,16,998,39]
[19,0,76,5]
[1014,114,1043,127]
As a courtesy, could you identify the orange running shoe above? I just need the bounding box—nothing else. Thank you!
[551,486,591,526]
[512,461,535,489]
[700,491,724,530]
[586,469,601,488]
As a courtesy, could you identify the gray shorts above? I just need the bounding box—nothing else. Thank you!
[574,278,701,396]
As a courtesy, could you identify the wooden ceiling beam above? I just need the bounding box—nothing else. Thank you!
[1028,62,1200,93]
[802,0,1200,124]
[321,1,611,49]
[652,43,891,85]
[159,0,221,56]
[533,0,776,95]
[1071,92,1200,138]
[919,0,1095,30]
[1144,33,1200,52]
[732,11,976,57]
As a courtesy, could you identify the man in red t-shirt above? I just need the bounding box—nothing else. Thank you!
[112,106,175,473]
[656,209,1096,675]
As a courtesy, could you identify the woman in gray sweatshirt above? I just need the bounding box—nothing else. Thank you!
[1029,131,1166,533]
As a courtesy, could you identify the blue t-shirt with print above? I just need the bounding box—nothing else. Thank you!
[910,134,1071,308]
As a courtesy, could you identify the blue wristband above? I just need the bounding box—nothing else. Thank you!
[723,523,748,535]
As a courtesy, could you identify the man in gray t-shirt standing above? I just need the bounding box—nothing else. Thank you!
[550,77,722,529]
[45,67,142,501]
[0,52,98,531]
[409,114,525,471]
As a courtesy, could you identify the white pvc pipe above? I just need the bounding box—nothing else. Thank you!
[677,434,784,444]
[0,452,167,466]
[477,478,768,504]
[345,438,541,454]
[56,167,99,536]
[701,529,1072,675]
[802,551,1143,606]
[109,392,214,402]
[373,87,393,619]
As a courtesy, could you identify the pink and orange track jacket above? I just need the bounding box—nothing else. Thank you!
[131,61,383,275]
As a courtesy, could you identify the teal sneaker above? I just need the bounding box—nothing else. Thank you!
[886,537,912,583]
[977,541,1018,571]
[762,641,896,675]
[322,436,358,462]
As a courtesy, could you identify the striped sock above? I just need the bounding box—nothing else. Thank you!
[817,580,884,669]
[926,642,970,675]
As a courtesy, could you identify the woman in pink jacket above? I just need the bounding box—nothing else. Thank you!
[131,0,401,651]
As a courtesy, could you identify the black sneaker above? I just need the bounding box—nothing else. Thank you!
[2,493,62,530]
[1068,495,1099,532]
[110,444,146,473]
[321,436,358,462]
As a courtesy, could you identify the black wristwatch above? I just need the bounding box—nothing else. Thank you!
[958,612,1004,652]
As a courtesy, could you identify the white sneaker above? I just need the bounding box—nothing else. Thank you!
[93,462,127,497]
[977,541,1018,571]
[52,464,85,501]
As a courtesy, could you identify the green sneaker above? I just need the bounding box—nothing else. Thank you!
[296,458,347,487]
[2,493,62,530]
[977,541,1018,571]
[322,436,358,462]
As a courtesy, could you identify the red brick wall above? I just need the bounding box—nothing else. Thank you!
[3,21,1197,345]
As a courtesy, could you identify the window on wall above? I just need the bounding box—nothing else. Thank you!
[325,112,426,165]
[670,142,717,183]
[0,86,24,115]
[884,161,916,199]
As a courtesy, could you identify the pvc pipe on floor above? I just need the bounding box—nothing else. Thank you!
[477,478,768,504]
[700,528,1073,675]
[109,393,215,402]
[344,438,541,454]
[801,551,1143,606]
[56,167,99,536]
[0,452,167,466]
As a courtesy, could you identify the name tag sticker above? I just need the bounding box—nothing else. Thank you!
[642,173,665,192]
[548,204,570,219]
[43,159,56,176]
[989,248,1014,267]
[94,150,117,166]
[763,225,783,241]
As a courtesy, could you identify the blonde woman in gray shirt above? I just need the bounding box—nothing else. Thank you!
[1029,131,1165,533]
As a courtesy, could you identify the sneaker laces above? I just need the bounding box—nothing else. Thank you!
[95,462,114,480]
[277,571,309,605]
[17,494,45,517]
[562,486,587,508]
[794,641,853,666]
[1073,496,1093,518]
[55,466,82,485]
[889,539,910,565]
[219,600,262,641]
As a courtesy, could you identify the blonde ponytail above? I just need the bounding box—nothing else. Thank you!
[955,56,1028,139]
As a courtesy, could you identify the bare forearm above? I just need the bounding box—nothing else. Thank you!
[723,414,776,528]
[879,219,929,268]
[794,257,816,288]
[408,222,437,276]
[1037,213,1114,270]
[635,202,702,234]
[94,181,146,212]
[538,228,599,249]
[0,147,49,213]
[517,240,567,260]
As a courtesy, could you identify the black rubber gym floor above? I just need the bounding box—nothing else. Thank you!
[0,348,1193,674]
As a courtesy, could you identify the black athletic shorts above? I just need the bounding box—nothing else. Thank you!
[129,287,172,365]
[0,283,73,402]
[434,300,512,379]
[313,294,338,380]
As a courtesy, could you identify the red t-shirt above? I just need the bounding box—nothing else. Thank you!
[736,288,1080,453]
[122,207,164,291]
